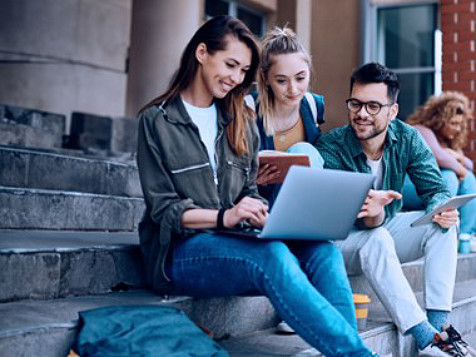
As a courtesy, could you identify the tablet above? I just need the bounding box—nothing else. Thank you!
[410,193,476,227]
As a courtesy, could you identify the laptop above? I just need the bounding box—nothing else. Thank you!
[216,166,375,241]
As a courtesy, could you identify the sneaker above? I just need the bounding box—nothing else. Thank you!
[419,325,473,356]
[276,320,295,334]
[444,325,476,356]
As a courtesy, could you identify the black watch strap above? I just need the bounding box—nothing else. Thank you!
[217,208,226,229]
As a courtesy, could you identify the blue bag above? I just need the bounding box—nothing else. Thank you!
[73,305,229,357]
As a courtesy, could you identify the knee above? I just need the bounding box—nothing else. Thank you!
[287,142,324,168]
[359,228,395,258]
[257,241,298,271]
[441,169,459,195]
[316,241,342,261]
[427,224,458,248]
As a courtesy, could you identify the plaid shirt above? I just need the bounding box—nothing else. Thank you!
[315,119,451,222]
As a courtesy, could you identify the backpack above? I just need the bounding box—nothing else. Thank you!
[244,92,324,127]
[72,305,230,357]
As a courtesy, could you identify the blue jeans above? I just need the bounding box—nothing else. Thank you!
[167,232,373,357]
[401,170,476,234]
[287,141,325,168]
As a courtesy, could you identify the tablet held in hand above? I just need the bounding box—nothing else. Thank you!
[411,193,476,227]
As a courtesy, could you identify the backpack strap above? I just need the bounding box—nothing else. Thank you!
[304,92,318,124]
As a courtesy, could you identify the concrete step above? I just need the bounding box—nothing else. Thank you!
[0,187,144,230]
[3,282,474,357]
[69,112,138,153]
[349,252,476,311]
[0,230,146,302]
[0,291,279,357]
[220,279,476,357]
[220,323,397,357]
[0,146,142,197]
[2,229,475,304]
[0,104,65,149]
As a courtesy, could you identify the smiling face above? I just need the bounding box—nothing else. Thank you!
[196,35,252,102]
[266,52,310,109]
[348,82,398,142]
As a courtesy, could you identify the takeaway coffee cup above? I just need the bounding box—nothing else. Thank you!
[353,293,371,331]
[459,234,471,254]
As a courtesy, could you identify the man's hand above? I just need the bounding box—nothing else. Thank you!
[357,189,402,227]
[432,208,459,229]
[223,197,268,228]
[256,163,280,185]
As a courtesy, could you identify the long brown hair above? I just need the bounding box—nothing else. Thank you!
[141,16,260,156]
[407,91,472,150]
[257,26,312,135]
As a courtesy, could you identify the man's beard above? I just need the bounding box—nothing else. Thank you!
[350,118,388,141]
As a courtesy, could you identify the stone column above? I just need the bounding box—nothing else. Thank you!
[126,0,202,115]
[0,0,132,130]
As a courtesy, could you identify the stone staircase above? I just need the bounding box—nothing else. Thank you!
[1,105,475,357]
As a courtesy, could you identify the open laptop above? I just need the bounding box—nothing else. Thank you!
[216,166,375,241]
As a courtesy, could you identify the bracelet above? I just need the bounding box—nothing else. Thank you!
[217,208,226,229]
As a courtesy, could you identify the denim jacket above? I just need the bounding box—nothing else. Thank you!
[137,95,264,294]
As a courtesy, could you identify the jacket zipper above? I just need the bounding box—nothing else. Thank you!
[227,160,250,180]
[170,163,210,174]
[214,127,225,189]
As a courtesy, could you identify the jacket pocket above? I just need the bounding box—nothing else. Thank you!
[220,160,250,203]
[169,162,217,206]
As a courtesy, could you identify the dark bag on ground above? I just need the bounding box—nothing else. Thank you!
[73,305,229,357]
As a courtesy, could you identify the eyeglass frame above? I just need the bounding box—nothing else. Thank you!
[345,98,395,116]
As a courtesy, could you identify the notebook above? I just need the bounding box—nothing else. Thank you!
[216,166,375,241]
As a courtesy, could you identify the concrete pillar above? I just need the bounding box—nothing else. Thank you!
[274,0,311,63]
[126,0,202,115]
[295,0,312,52]
[0,0,132,131]
[311,0,361,131]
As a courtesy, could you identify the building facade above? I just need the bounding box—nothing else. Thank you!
[0,0,474,161]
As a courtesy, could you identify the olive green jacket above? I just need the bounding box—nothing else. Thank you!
[137,95,263,294]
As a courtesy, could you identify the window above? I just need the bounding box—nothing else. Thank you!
[205,0,266,38]
[363,1,440,120]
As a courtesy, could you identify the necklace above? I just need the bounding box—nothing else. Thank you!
[276,117,300,142]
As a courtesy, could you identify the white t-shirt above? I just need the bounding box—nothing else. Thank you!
[366,156,384,190]
[182,100,218,176]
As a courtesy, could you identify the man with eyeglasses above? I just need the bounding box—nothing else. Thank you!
[316,63,474,356]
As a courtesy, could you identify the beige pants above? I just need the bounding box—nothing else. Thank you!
[338,211,458,333]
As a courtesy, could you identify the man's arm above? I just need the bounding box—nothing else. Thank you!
[407,129,451,213]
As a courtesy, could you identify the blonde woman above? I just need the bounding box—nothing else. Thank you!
[247,26,361,336]
[246,26,325,208]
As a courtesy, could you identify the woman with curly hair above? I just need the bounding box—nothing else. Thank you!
[402,91,476,237]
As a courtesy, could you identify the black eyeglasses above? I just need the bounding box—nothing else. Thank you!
[346,99,394,115]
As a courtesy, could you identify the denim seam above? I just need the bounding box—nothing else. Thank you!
[175,255,341,356]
